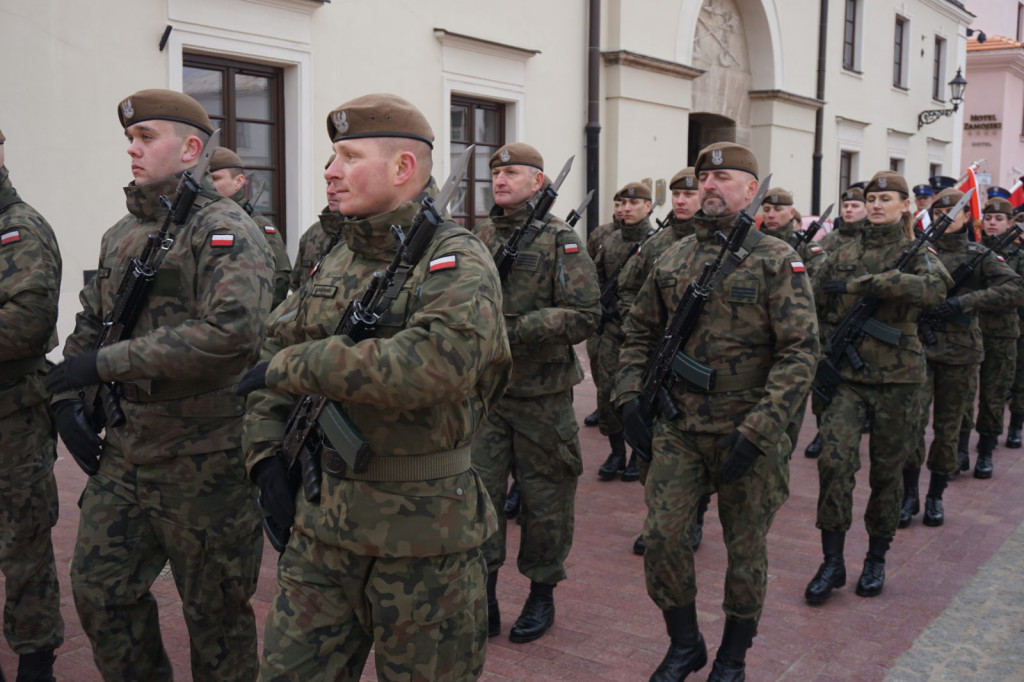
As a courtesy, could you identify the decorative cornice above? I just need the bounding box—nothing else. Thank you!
[433,28,540,58]
[748,89,823,110]
[601,50,704,80]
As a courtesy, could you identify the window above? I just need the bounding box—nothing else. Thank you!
[450,96,505,229]
[893,16,908,88]
[933,37,947,101]
[183,54,287,240]
[839,151,855,195]
[890,158,905,175]
[930,163,942,178]
[843,0,859,71]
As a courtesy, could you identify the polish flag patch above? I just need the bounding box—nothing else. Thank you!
[927,247,938,255]
[1,230,21,245]
[809,245,823,254]
[791,261,806,273]
[564,243,580,254]
[210,234,235,247]
[997,255,1006,262]
[264,225,278,234]
[429,254,458,272]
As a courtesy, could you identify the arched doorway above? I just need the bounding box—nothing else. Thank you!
[688,113,737,165]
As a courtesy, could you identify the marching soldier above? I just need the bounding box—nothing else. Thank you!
[998,209,1024,448]
[584,192,625,427]
[288,154,342,292]
[759,187,827,277]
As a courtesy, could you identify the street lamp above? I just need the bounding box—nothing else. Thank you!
[918,68,968,129]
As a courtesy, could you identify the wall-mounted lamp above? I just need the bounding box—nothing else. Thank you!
[918,68,967,129]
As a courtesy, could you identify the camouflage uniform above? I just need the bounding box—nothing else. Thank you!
[471,204,599,585]
[228,186,292,309]
[0,165,65,658]
[617,214,695,317]
[287,206,342,292]
[584,219,619,419]
[615,212,820,623]
[761,217,827,279]
[244,188,511,681]
[1006,242,1024,417]
[62,172,274,681]
[817,217,864,253]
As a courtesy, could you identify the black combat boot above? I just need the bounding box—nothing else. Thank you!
[486,571,501,638]
[804,432,823,458]
[898,468,920,529]
[633,534,646,555]
[598,433,627,480]
[956,431,971,473]
[692,494,710,552]
[706,619,757,682]
[855,536,890,597]
[509,581,555,643]
[1007,413,1024,448]
[504,480,521,518]
[974,435,996,479]
[923,472,949,527]
[621,451,640,482]
[804,530,846,605]
[584,408,600,427]
[16,649,55,682]
[649,602,707,682]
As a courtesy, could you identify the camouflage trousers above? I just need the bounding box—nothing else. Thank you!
[817,381,919,540]
[0,398,64,654]
[643,423,789,623]
[963,334,1017,437]
[259,519,487,682]
[472,391,582,584]
[71,443,262,682]
[909,362,978,476]
[589,323,625,436]
[1011,333,1024,414]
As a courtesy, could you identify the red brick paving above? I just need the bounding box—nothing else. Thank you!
[2,350,1023,680]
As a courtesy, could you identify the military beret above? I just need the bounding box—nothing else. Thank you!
[763,187,793,206]
[670,167,698,190]
[694,142,758,179]
[865,170,909,197]
[912,184,934,197]
[987,186,1011,200]
[325,152,336,169]
[210,147,245,172]
[327,93,434,148]
[849,181,867,190]
[617,182,652,201]
[118,89,214,136]
[983,197,1014,217]
[929,175,958,191]
[841,186,865,203]
[933,188,964,209]
[0,127,4,144]
[489,142,544,171]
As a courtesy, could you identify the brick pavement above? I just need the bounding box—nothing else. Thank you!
[2,350,1023,680]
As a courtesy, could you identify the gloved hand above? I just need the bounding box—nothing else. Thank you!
[930,296,963,319]
[45,350,101,394]
[251,456,296,532]
[53,399,103,476]
[716,429,764,484]
[821,280,848,294]
[619,397,653,461]
[236,361,270,396]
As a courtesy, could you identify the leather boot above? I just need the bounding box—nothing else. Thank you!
[509,581,555,643]
[633,534,646,555]
[649,602,707,682]
[504,480,521,519]
[804,432,823,458]
[855,536,889,598]
[598,433,627,480]
[706,619,757,682]
[1008,413,1024,448]
[621,451,640,482]
[486,571,500,637]
[16,649,55,682]
[804,530,846,605]
[956,431,971,473]
[584,408,600,427]
[923,472,948,527]
[974,435,996,479]
[898,468,920,529]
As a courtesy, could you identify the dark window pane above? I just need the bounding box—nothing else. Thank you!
[184,67,224,116]
[235,74,270,120]
[246,169,274,214]
[451,106,468,142]
[237,122,273,167]
[476,108,501,144]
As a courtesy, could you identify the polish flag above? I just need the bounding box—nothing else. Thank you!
[1008,178,1024,211]
[957,166,982,241]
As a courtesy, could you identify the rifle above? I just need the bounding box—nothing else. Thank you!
[813,188,975,403]
[80,129,223,433]
[788,203,833,249]
[493,156,573,281]
[259,145,475,552]
[564,190,594,228]
[242,174,268,217]
[622,175,773,459]
[918,221,1024,344]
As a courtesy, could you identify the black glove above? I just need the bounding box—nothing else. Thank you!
[252,456,296,532]
[619,397,653,461]
[821,280,848,294]
[45,350,101,394]
[53,399,103,476]
[716,429,764,484]
[930,296,963,319]
[236,361,270,396]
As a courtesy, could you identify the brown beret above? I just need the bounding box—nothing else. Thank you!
[865,170,909,198]
[490,142,544,171]
[325,152,336,170]
[694,142,758,179]
[763,187,793,206]
[933,188,964,209]
[984,197,1014,217]
[841,186,865,203]
[617,182,652,201]
[118,89,213,136]
[327,93,434,148]
[0,127,4,144]
[210,147,245,172]
[670,167,697,190]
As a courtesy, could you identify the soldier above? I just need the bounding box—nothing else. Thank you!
[44,90,275,681]
[209,147,292,308]
[818,185,867,253]
[616,142,819,681]
[288,154,342,292]
[237,93,512,681]
[759,187,827,277]
[471,142,599,643]
[0,127,64,682]
[584,193,625,428]
[913,184,934,213]
[996,207,1024,448]
[902,189,1024,529]
[805,170,950,606]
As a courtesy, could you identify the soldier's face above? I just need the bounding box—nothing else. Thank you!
[841,200,866,223]
[491,164,544,213]
[761,203,794,229]
[671,189,700,220]
[915,195,933,212]
[698,169,757,217]
[620,197,651,225]
[612,200,624,220]
[211,168,246,198]
[866,191,910,225]
[326,181,341,212]
[983,213,1011,237]
[325,138,401,219]
[125,120,195,186]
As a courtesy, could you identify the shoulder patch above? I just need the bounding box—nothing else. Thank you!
[564,242,580,254]
[264,225,278,234]
[791,261,806,273]
[210,233,235,248]
[1,230,21,245]
[428,254,458,272]
[927,246,937,255]
[809,245,823,254]
[997,255,1006,262]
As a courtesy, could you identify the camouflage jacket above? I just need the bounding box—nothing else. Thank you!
[594,216,654,337]
[978,235,1024,339]
[618,215,694,317]
[243,186,511,557]
[474,204,600,397]
[1003,239,1024,334]
[587,219,619,260]
[815,220,951,385]
[762,218,827,278]
[0,167,61,421]
[229,187,292,310]
[818,217,864,253]
[615,212,820,454]
[62,173,275,461]
[922,231,1024,365]
[288,207,343,293]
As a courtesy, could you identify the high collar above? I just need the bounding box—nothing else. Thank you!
[339,181,436,261]
[934,230,968,251]
[692,211,740,242]
[319,206,345,238]
[621,216,652,241]
[859,220,907,246]
[122,170,219,222]
[761,217,797,242]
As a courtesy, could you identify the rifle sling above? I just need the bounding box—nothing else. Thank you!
[322,443,472,482]
[672,352,770,393]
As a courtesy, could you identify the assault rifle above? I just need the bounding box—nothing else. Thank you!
[813,188,975,403]
[564,190,594,228]
[259,145,475,552]
[80,129,223,434]
[622,175,773,459]
[493,156,573,281]
[788,203,833,249]
[918,221,1024,345]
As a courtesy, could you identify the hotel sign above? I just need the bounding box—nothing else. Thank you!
[964,114,1002,130]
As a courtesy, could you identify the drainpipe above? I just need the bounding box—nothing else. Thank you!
[586,0,601,237]
[812,0,828,215]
